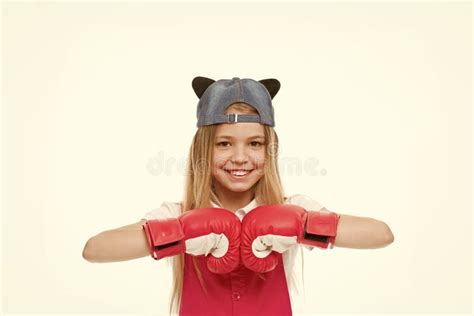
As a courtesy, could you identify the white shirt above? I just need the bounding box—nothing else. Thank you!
[141,194,327,288]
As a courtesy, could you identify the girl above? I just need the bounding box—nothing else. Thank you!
[83,76,395,316]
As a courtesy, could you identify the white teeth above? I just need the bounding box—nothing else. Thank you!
[231,170,249,176]
[225,169,251,176]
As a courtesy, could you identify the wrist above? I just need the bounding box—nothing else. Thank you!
[300,209,340,249]
[142,218,186,259]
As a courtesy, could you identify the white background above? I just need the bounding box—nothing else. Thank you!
[1,1,472,315]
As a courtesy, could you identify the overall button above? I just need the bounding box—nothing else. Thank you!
[232,291,241,301]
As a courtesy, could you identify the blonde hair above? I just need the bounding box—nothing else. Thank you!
[168,102,298,315]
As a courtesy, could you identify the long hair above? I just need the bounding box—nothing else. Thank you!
[168,102,296,315]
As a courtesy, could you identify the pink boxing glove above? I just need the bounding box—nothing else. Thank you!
[143,207,241,274]
[241,204,340,273]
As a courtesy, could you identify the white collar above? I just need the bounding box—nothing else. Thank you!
[211,198,258,216]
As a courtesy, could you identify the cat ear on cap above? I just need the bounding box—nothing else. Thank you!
[258,79,280,99]
[192,76,215,98]
[191,76,281,100]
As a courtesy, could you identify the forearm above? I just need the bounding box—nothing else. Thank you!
[83,228,150,263]
[333,214,394,249]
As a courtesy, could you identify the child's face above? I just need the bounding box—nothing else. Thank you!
[211,120,266,195]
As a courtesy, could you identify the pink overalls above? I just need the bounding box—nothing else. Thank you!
[179,253,293,316]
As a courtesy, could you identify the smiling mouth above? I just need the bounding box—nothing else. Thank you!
[224,169,254,177]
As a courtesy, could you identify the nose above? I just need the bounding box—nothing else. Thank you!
[230,144,248,164]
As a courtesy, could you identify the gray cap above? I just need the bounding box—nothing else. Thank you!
[192,76,281,127]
